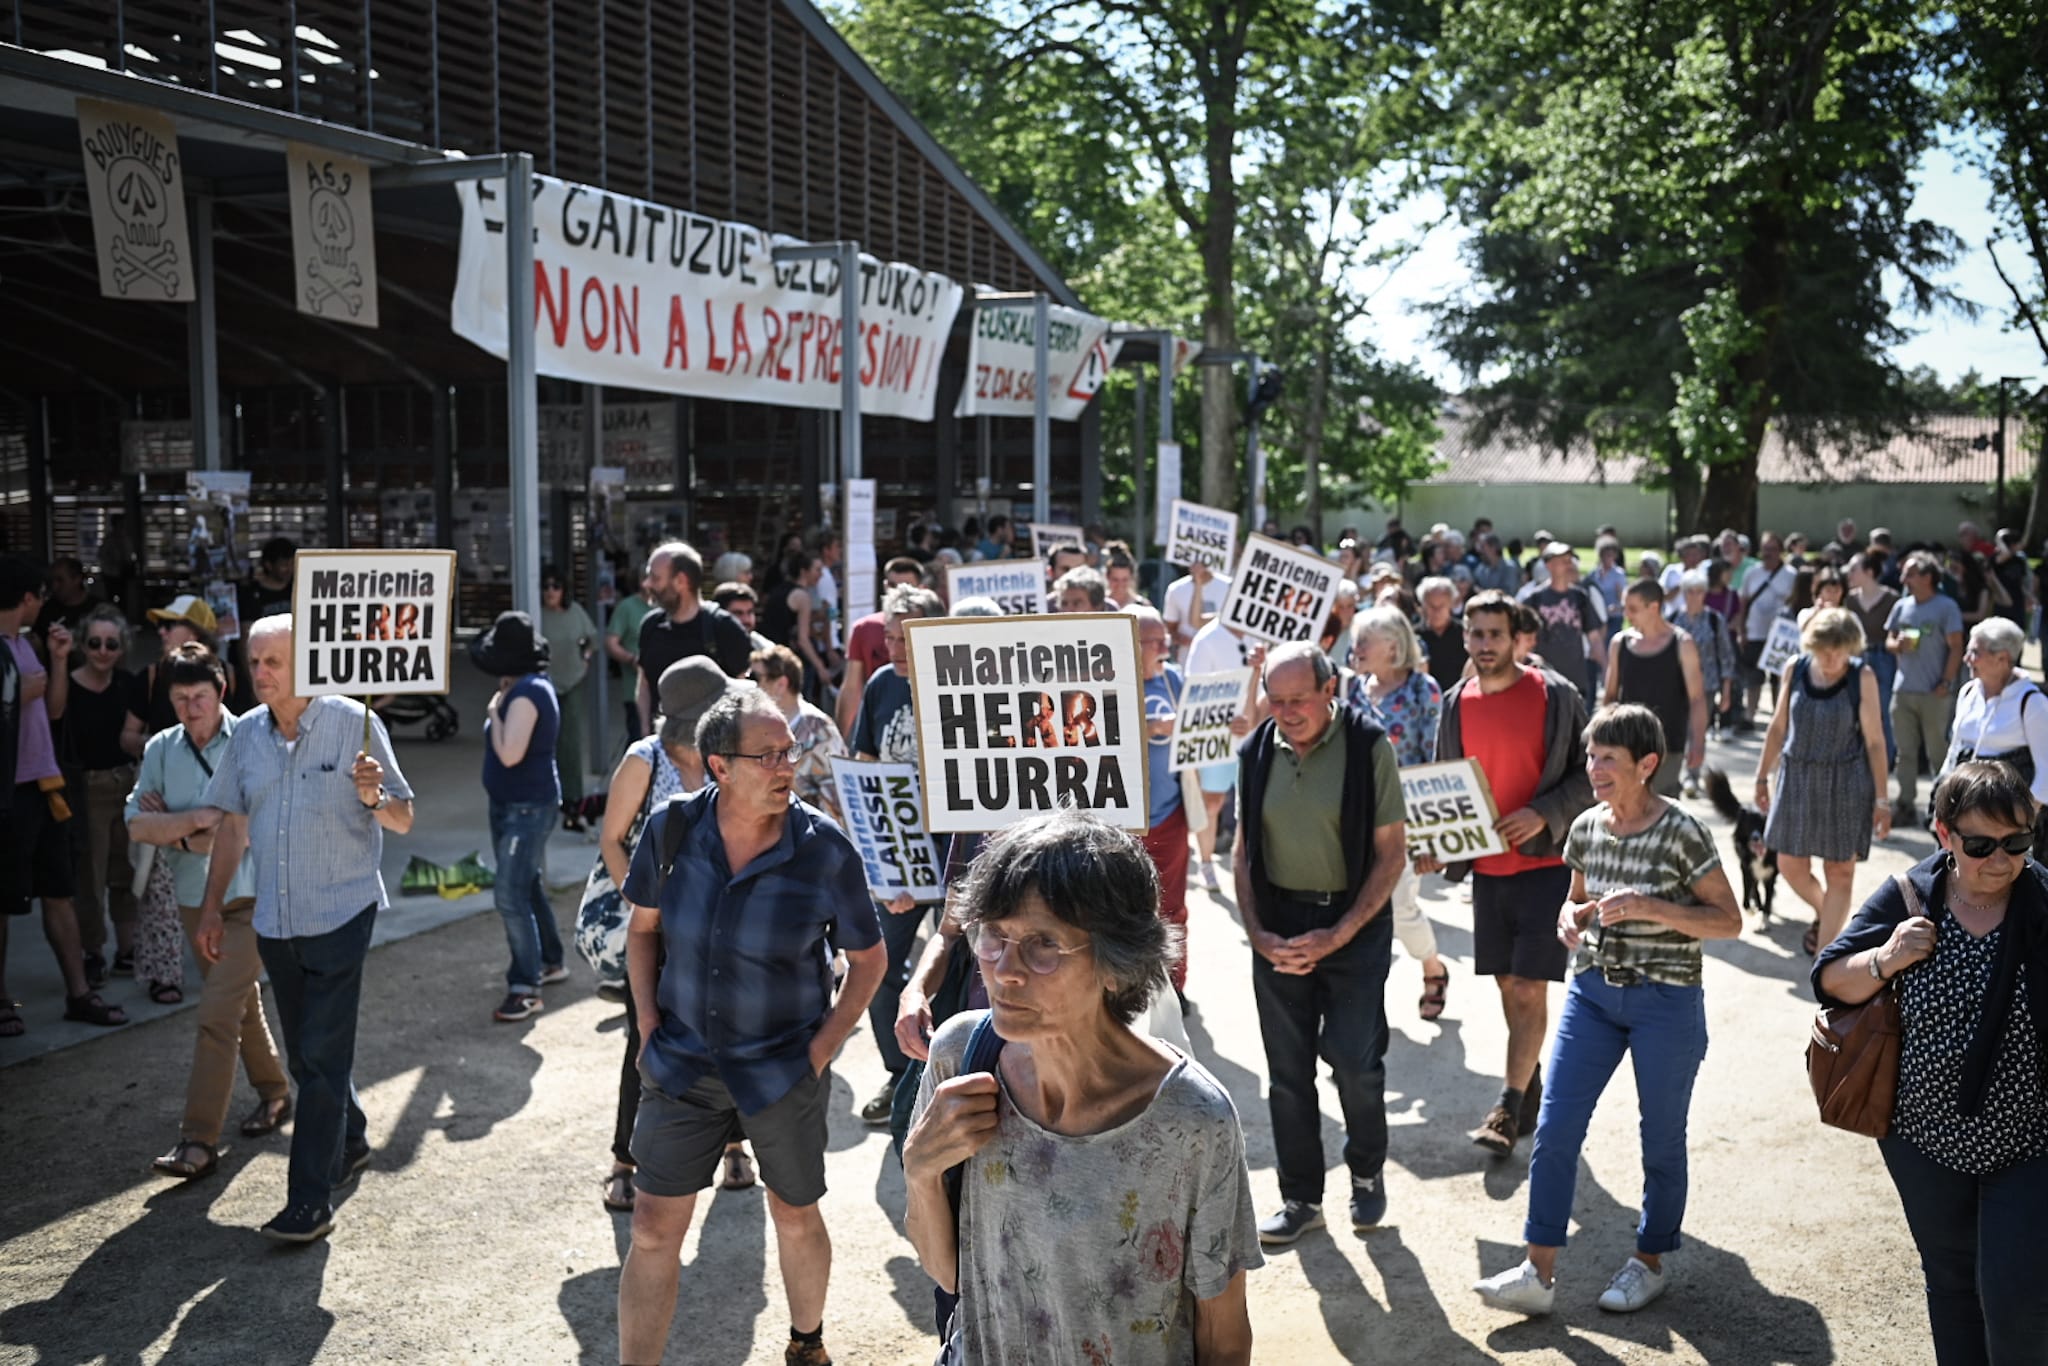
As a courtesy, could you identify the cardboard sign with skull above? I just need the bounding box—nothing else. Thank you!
[77,98,196,303]
[288,143,380,328]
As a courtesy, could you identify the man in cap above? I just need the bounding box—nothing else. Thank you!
[1525,543,1606,698]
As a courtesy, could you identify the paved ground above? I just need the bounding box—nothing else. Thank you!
[0,721,1937,1364]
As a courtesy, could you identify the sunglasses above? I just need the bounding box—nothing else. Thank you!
[1954,831,2034,859]
[85,637,122,651]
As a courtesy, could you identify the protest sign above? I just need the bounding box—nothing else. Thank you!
[1167,669,1253,773]
[287,142,379,327]
[293,549,458,697]
[1400,759,1508,864]
[1028,522,1086,563]
[1216,534,1343,646]
[1758,615,1802,679]
[453,175,962,421]
[955,304,1114,421]
[903,612,1147,833]
[944,561,1043,616]
[78,99,195,303]
[1164,499,1237,575]
[829,759,944,902]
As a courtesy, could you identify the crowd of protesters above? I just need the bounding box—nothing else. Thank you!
[1,503,2043,1365]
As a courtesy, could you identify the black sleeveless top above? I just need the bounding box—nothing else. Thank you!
[757,581,803,648]
[1617,630,1691,759]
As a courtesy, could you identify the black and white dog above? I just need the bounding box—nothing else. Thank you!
[1705,768,1776,922]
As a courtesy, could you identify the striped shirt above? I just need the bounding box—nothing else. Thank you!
[201,695,414,939]
[1564,801,1721,988]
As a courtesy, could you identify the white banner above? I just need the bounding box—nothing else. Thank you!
[1400,759,1507,864]
[1216,534,1343,646]
[955,303,1112,420]
[904,613,1147,832]
[844,479,878,623]
[287,142,379,327]
[453,175,963,420]
[293,550,458,696]
[944,561,1044,616]
[1759,615,1802,679]
[78,99,195,303]
[1168,668,1253,774]
[1153,441,1182,546]
[1164,498,1237,575]
[829,759,945,902]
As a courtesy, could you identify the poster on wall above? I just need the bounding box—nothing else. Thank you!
[955,303,1113,421]
[537,403,679,486]
[1215,534,1343,646]
[293,549,458,696]
[186,472,251,639]
[453,176,963,421]
[1153,441,1183,547]
[78,99,196,303]
[286,142,379,327]
[843,479,877,623]
[829,759,944,902]
[902,613,1147,833]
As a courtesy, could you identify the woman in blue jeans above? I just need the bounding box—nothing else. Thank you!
[1474,703,1741,1317]
[472,611,565,1023]
[1815,761,2048,1366]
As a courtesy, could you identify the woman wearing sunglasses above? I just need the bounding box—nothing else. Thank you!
[59,605,149,990]
[1815,761,2048,1365]
[904,812,1259,1366]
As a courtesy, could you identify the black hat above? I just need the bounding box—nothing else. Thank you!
[470,611,549,676]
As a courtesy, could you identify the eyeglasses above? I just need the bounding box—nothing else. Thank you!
[85,637,122,651]
[969,924,1092,975]
[1954,830,2034,859]
[720,746,801,769]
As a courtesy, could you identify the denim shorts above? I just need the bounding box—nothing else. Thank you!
[633,1067,829,1205]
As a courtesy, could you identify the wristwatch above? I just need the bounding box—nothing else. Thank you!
[363,787,390,811]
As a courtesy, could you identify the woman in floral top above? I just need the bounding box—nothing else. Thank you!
[1346,605,1450,1019]
[749,643,846,825]
[906,813,1260,1366]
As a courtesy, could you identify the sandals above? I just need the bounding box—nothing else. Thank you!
[720,1146,757,1191]
[1419,968,1451,1022]
[1802,924,1820,958]
[148,981,184,1006]
[152,1139,218,1181]
[603,1168,637,1212]
[0,1003,22,1038]
[241,1096,293,1137]
[111,949,136,978]
[63,992,128,1027]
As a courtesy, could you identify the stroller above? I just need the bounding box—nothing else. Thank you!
[373,694,461,742]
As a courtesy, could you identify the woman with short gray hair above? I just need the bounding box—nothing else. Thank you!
[905,811,1259,1365]
[1940,617,2048,832]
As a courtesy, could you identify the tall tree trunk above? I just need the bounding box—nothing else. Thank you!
[1666,442,1703,536]
[1697,199,1790,538]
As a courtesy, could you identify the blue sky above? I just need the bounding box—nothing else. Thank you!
[1362,145,2043,391]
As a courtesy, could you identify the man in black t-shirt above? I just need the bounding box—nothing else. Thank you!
[636,542,753,723]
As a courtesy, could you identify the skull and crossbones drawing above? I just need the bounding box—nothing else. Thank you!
[302,184,364,316]
[106,154,181,295]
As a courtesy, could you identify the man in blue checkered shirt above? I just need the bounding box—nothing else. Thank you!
[617,688,885,1366]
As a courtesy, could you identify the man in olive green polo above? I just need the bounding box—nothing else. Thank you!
[1233,641,1408,1247]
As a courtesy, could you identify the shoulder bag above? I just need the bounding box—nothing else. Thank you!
[1806,871,1911,1137]
[572,753,667,980]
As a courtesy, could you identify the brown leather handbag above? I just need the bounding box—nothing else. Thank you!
[1806,871,1914,1137]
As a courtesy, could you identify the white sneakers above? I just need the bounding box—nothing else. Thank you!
[1597,1257,1667,1312]
[1472,1260,1555,1315]
[1473,1256,1667,1316]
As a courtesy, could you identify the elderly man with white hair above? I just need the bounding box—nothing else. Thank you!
[192,613,415,1243]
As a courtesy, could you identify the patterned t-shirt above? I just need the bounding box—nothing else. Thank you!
[1564,801,1722,987]
[1346,668,1441,768]
[917,1011,1263,1366]
[789,698,847,825]
[1894,910,2048,1174]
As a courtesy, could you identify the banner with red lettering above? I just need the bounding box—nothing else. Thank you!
[955,303,1113,421]
[452,175,963,421]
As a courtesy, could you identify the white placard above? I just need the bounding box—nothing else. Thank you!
[1153,441,1183,546]
[78,99,196,303]
[1758,615,1803,679]
[1164,498,1237,575]
[1400,759,1508,864]
[1216,534,1343,646]
[829,759,945,902]
[293,550,458,697]
[956,304,1113,421]
[1167,668,1253,773]
[843,479,877,622]
[904,613,1148,832]
[453,175,963,421]
[287,142,379,327]
[1028,522,1087,563]
[945,561,1045,616]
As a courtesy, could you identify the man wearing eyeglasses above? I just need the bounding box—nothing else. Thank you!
[1235,640,1409,1248]
[618,689,885,1366]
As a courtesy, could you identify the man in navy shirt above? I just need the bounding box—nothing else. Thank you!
[617,689,885,1366]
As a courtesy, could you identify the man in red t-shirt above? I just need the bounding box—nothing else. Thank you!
[1426,592,1592,1158]
[834,557,925,739]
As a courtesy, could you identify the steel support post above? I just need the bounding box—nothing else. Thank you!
[505,151,541,618]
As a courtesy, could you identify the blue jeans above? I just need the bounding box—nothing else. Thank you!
[1866,646,1899,770]
[491,799,561,993]
[259,905,376,1210]
[1525,971,1708,1253]
[1879,1136,2048,1366]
